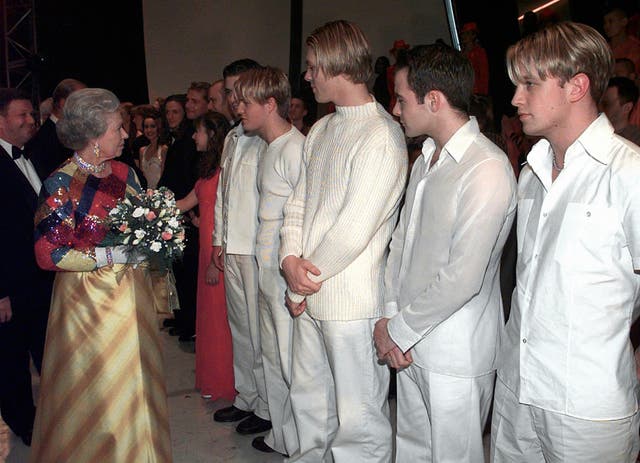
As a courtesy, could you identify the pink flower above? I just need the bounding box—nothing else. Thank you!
[161,231,173,240]
[118,223,128,232]
[146,189,154,196]
[145,210,157,221]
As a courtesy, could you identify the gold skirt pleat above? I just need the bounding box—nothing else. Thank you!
[30,264,172,463]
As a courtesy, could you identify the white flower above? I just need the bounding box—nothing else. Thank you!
[168,217,179,228]
[132,207,145,218]
[134,229,146,239]
[150,242,162,252]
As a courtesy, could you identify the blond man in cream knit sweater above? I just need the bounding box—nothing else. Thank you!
[280,20,407,462]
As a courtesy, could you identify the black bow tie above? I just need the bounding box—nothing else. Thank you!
[11,145,25,160]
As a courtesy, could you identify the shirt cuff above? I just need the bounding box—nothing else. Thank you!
[286,288,305,304]
[387,308,422,353]
[384,301,399,318]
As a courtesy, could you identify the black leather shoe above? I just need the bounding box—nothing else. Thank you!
[251,436,274,453]
[213,406,253,423]
[162,318,176,328]
[236,415,272,435]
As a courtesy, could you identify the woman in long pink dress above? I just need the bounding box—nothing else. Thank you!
[177,111,235,400]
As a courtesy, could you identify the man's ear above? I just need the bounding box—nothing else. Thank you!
[622,100,635,117]
[424,90,444,112]
[567,72,591,103]
[266,97,277,113]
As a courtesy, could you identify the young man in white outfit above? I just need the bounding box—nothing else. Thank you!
[212,59,272,435]
[235,66,305,456]
[280,20,407,463]
[492,22,640,462]
[373,43,516,462]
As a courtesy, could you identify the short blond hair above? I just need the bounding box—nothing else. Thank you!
[306,20,372,84]
[506,21,613,103]
[235,66,291,118]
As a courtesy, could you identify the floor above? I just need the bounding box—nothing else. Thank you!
[6,325,490,462]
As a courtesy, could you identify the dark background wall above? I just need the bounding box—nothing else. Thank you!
[34,0,149,104]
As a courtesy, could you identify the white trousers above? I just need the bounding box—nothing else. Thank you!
[491,376,640,463]
[258,265,298,455]
[224,254,269,419]
[287,312,392,463]
[396,365,494,463]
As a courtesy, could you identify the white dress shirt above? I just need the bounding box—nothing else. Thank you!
[0,137,42,194]
[213,124,266,255]
[498,114,640,420]
[385,118,517,375]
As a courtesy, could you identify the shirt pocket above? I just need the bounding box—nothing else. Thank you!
[554,203,620,268]
[236,157,259,192]
[517,199,534,254]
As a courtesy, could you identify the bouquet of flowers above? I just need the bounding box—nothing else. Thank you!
[105,186,186,272]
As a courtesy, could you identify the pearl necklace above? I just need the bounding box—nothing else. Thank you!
[74,152,106,174]
[552,154,563,171]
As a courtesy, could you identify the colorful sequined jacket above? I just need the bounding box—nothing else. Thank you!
[34,160,141,272]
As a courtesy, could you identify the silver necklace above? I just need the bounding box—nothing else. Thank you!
[552,154,563,171]
[74,152,106,174]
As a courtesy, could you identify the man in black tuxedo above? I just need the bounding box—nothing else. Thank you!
[27,78,86,181]
[0,89,53,446]
[158,86,208,342]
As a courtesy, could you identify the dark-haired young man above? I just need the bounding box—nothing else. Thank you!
[212,59,272,436]
[373,43,516,462]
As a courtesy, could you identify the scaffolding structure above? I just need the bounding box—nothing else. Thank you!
[0,0,39,102]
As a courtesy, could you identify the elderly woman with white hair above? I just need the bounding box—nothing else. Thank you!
[30,88,171,462]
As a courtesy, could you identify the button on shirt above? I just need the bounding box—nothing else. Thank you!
[0,138,41,194]
[385,118,517,376]
[498,114,640,420]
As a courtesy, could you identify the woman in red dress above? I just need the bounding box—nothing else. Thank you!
[177,111,235,400]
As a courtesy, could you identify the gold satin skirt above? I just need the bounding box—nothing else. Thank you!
[30,264,172,462]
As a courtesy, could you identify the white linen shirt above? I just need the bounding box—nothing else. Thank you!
[213,124,267,255]
[385,118,517,376]
[498,114,640,420]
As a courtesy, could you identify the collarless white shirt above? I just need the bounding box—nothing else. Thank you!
[385,118,517,375]
[213,124,267,255]
[498,114,640,420]
[0,137,42,194]
[256,126,305,269]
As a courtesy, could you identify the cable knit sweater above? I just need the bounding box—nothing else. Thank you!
[279,98,407,321]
